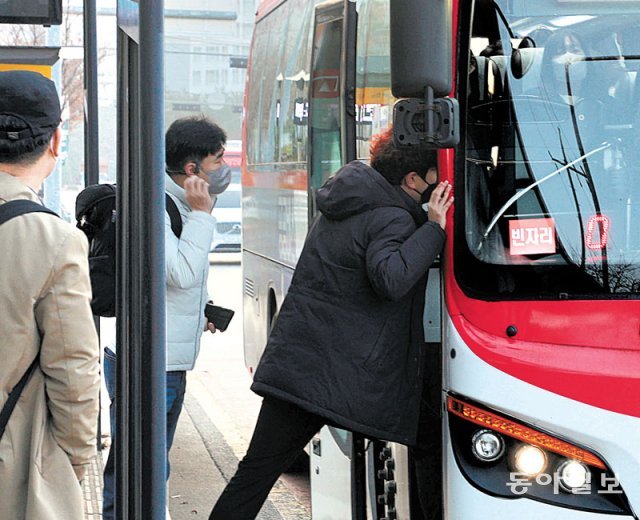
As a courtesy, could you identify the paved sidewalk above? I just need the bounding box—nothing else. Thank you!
[83,392,310,520]
[83,453,104,519]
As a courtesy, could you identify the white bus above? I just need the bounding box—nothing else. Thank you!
[241,0,640,518]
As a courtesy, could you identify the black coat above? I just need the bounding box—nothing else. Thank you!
[251,161,445,444]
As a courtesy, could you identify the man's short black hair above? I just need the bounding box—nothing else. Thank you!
[370,127,437,185]
[165,116,227,173]
[0,115,54,165]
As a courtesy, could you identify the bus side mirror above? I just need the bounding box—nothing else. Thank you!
[390,0,452,98]
[390,0,459,148]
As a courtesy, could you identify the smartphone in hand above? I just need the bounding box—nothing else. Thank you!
[204,303,235,332]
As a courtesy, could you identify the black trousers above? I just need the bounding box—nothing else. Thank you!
[209,396,325,520]
[211,377,442,520]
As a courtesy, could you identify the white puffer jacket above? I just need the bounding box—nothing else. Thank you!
[165,176,216,371]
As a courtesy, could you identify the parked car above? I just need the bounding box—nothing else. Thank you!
[210,183,241,252]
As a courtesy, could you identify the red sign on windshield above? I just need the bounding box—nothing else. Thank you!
[509,218,556,256]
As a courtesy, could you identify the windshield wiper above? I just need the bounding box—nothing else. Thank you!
[476,142,611,252]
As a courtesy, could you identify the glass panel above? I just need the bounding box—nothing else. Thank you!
[256,11,288,164]
[245,21,269,165]
[355,0,394,162]
[310,16,343,189]
[460,0,640,297]
[278,0,314,165]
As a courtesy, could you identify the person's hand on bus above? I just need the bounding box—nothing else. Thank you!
[185,175,215,214]
[427,181,454,230]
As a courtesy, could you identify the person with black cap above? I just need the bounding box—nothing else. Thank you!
[0,70,100,520]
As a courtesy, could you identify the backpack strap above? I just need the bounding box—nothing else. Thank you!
[165,193,183,238]
[0,199,57,440]
[0,199,58,225]
[0,355,39,440]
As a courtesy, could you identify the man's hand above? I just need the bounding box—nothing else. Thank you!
[184,176,215,213]
[204,319,217,334]
[427,181,454,230]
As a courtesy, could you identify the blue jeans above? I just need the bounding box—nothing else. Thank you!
[102,347,186,520]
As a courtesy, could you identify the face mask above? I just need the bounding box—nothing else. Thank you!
[205,164,232,195]
[415,181,437,205]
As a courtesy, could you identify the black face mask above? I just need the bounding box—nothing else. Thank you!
[411,180,437,205]
[419,182,438,204]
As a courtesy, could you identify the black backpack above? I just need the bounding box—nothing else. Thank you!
[75,184,183,317]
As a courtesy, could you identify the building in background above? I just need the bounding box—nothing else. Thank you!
[165,0,256,138]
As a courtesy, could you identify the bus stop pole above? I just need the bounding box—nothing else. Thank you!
[138,0,167,517]
[84,0,99,187]
[83,0,101,454]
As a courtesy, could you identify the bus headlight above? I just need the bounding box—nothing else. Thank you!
[447,394,632,515]
[558,460,590,492]
[513,444,547,476]
[471,429,505,462]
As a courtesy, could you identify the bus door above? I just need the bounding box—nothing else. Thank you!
[307,0,356,223]
[308,2,363,519]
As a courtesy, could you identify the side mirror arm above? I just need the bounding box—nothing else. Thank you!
[393,86,460,148]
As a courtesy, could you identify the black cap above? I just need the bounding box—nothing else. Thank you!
[0,70,61,142]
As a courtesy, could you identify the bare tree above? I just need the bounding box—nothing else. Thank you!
[61,1,84,129]
[0,24,45,46]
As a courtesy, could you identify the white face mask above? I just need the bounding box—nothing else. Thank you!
[552,52,587,86]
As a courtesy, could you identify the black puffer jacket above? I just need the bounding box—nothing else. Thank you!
[251,161,445,444]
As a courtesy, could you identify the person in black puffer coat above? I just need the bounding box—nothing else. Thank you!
[210,128,454,520]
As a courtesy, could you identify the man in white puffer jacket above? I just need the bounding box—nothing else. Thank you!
[102,116,229,519]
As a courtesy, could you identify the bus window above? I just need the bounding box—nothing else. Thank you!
[309,6,344,189]
[278,0,314,165]
[355,0,394,162]
[246,22,269,166]
[246,7,287,166]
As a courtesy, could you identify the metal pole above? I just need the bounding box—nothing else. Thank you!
[84,0,100,187]
[83,0,102,455]
[138,0,166,517]
[115,29,130,518]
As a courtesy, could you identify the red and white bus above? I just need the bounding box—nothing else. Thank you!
[241,0,640,518]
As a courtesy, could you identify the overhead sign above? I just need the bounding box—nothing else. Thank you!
[0,0,62,25]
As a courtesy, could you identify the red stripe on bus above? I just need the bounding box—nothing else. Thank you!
[450,310,640,418]
[241,168,307,191]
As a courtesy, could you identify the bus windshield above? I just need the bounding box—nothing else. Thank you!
[460,0,640,298]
